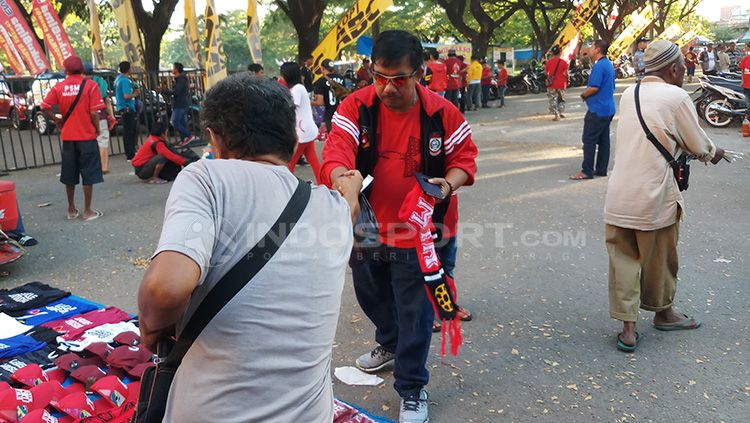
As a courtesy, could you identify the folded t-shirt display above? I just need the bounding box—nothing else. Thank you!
[0,281,392,423]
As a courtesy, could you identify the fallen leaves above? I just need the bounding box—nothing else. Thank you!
[511,348,519,356]
[566,383,578,391]
[128,256,150,269]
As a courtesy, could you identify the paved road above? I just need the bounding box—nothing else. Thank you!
[2,80,748,422]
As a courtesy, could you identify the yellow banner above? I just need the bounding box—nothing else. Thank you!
[205,0,227,88]
[89,0,105,68]
[109,0,145,72]
[653,23,682,42]
[608,5,654,60]
[675,30,697,49]
[246,0,263,64]
[311,0,393,81]
[184,0,203,68]
[548,0,599,56]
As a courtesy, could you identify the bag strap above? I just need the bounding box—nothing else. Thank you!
[61,79,87,127]
[162,179,312,368]
[634,83,677,167]
[549,58,561,83]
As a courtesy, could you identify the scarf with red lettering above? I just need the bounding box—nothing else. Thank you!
[398,183,462,358]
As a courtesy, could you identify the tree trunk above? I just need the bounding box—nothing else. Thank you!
[372,19,380,39]
[131,0,179,73]
[471,31,490,58]
[274,0,328,62]
[297,21,322,63]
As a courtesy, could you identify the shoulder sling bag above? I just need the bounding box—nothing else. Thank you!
[61,79,87,128]
[546,58,561,87]
[135,179,312,423]
[634,83,690,191]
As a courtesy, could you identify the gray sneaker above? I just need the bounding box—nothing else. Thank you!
[355,345,395,373]
[400,389,429,423]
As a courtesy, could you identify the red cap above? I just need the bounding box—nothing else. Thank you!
[125,362,155,380]
[0,381,9,393]
[106,345,153,371]
[11,364,48,387]
[63,56,83,74]
[54,353,106,373]
[91,376,128,408]
[19,408,61,423]
[44,368,67,384]
[113,331,140,347]
[84,342,114,361]
[29,382,56,409]
[55,392,95,419]
[69,365,106,386]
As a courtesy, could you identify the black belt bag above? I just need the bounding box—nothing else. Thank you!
[634,83,690,191]
[134,180,311,422]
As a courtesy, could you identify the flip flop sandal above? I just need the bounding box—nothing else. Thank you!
[457,307,473,322]
[569,173,593,180]
[616,332,642,353]
[17,235,37,247]
[82,210,103,222]
[67,209,80,220]
[432,320,442,333]
[653,314,702,331]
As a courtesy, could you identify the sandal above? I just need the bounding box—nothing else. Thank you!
[67,209,80,220]
[17,235,38,247]
[653,314,701,331]
[457,306,473,322]
[432,320,442,333]
[148,178,168,184]
[569,172,593,180]
[81,210,103,222]
[616,332,642,353]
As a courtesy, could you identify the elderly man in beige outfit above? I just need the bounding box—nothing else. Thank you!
[604,40,741,352]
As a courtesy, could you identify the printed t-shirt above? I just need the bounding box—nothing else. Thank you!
[314,73,344,122]
[0,335,46,359]
[42,307,131,341]
[0,346,57,381]
[41,74,105,141]
[57,321,140,352]
[444,57,461,90]
[13,295,102,326]
[1,282,70,314]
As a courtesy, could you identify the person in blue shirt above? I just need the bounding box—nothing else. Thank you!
[114,61,140,160]
[571,40,616,180]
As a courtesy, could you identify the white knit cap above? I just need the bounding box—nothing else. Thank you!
[644,40,681,73]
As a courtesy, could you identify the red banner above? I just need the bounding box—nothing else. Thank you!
[0,24,27,74]
[0,0,51,74]
[31,0,75,69]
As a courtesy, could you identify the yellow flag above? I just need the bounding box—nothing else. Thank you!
[184,0,203,67]
[653,23,683,43]
[88,0,105,68]
[674,30,698,49]
[548,0,600,56]
[109,0,145,72]
[311,0,393,81]
[247,0,263,64]
[205,0,227,88]
[608,5,655,60]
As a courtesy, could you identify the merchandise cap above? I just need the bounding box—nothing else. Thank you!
[113,331,140,346]
[54,392,94,419]
[105,345,153,371]
[54,353,105,372]
[90,376,129,408]
[69,365,106,386]
[321,59,335,72]
[10,364,47,387]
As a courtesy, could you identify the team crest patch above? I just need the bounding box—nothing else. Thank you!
[429,136,442,156]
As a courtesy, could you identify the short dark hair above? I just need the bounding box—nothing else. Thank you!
[150,121,168,137]
[430,51,440,61]
[280,61,302,86]
[371,30,423,71]
[496,60,505,65]
[458,55,465,61]
[173,62,184,73]
[594,40,610,56]
[362,58,370,64]
[247,63,264,73]
[119,61,131,74]
[551,45,561,55]
[201,74,296,161]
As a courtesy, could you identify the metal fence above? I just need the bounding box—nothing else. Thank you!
[0,69,206,172]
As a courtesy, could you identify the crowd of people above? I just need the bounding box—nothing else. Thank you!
[18,26,747,423]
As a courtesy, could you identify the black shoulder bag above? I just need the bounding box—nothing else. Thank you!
[134,179,312,423]
[60,79,87,128]
[634,83,690,191]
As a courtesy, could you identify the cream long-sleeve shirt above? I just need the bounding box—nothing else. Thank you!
[604,76,718,231]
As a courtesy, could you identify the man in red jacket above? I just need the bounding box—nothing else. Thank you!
[443,50,461,107]
[132,122,194,183]
[426,51,447,96]
[322,30,477,423]
[545,45,569,121]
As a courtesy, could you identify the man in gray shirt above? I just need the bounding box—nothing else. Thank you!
[138,75,362,422]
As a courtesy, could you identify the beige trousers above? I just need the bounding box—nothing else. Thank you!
[605,218,680,322]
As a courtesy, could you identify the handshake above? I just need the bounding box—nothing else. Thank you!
[333,169,364,221]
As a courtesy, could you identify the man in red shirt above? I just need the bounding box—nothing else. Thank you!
[322,31,477,423]
[426,51,447,96]
[443,50,461,107]
[132,121,195,183]
[356,58,373,87]
[545,45,569,121]
[495,60,509,108]
[740,44,750,117]
[457,55,469,113]
[41,56,105,221]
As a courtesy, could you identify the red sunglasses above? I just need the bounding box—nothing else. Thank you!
[370,69,419,87]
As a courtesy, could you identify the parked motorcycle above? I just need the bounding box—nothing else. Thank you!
[693,75,747,128]
[506,72,530,95]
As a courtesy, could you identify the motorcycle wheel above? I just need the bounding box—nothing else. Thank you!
[703,98,734,127]
[509,81,529,95]
[530,80,542,94]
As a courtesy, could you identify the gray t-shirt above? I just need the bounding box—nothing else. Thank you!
[153,159,352,423]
